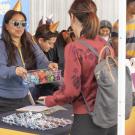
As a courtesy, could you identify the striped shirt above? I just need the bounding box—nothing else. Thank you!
[126,19,135,58]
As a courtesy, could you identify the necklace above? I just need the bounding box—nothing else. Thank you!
[17,46,25,68]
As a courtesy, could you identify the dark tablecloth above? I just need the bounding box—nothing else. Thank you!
[0,104,73,135]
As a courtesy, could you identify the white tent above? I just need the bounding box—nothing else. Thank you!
[118,0,126,135]
[0,0,130,134]
[30,1,127,135]
[29,0,118,34]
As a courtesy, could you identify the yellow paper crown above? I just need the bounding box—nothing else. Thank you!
[49,21,59,33]
[13,0,22,11]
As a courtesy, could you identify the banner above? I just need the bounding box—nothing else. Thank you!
[0,0,30,36]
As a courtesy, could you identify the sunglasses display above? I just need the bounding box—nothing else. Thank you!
[2,112,72,131]
[9,20,27,28]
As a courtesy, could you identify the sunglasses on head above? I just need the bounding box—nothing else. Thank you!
[9,20,27,28]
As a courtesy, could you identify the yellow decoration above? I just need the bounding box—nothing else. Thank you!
[49,21,59,33]
[13,0,22,11]
[0,128,36,135]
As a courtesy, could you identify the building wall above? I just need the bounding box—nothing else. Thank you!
[95,0,118,23]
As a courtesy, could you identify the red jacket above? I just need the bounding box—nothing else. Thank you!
[45,36,105,114]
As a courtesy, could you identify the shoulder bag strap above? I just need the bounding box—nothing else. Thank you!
[78,39,99,57]
[77,39,99,115]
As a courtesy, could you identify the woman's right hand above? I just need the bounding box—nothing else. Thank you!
[16,67,27,79]
[48,62,58,71]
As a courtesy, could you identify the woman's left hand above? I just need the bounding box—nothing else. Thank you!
[48,62,58,71]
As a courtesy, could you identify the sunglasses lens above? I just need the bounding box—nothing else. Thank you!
[22,22,27,27]
[10,20,27,28]
[14,22,20,27]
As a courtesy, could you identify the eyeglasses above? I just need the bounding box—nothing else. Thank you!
[68,29,74,34]
[9,20,27,28]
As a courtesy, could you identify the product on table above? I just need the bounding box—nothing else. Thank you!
[2,112,72,131]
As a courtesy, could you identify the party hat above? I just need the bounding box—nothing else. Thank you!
[45,14,53,24]
[49,21,59,33]
[38,16,44,27]
[13,0,22,11]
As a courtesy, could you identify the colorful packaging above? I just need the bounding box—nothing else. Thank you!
[23,69,61,87]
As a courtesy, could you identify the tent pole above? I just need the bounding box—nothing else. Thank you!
[118,0,126,135]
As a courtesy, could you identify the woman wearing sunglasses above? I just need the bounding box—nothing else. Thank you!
[0,10,56,113]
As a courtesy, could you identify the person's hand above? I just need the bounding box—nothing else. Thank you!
[16,66,27,79]
[38,96,46,105]
[48,62,58,71]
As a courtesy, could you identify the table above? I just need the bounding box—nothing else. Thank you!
[0,104,73,135]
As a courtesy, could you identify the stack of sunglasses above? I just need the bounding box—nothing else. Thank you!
[2,112,72,131]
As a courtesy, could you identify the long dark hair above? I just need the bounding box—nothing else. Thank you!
[1,10,36,70]
[69,0,99,39]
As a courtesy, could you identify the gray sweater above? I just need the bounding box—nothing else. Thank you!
[0,40,49,99]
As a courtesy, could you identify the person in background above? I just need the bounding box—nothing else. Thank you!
[99,20,112,43]
[126,0,135,58]
[111,20,135,106]
[111,20,119,57]
[127,0,135,103]
[0,10,56,113]
[53,26,76,76]
[31,20,59,101]
[39,0,117,135]
[63,26,76,43]
[111,0,135,59]
[34,18,59,61]
[35,17,75,76]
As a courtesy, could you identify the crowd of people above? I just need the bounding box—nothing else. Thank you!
[0,0,135,135]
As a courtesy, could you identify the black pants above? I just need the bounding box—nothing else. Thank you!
[0,95,31,114]
[71,114,117,135]
[30,82,59,100]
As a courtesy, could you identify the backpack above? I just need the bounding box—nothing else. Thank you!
[78,40,133,128]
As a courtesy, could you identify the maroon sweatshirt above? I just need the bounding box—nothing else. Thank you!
[45,36,105,114]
